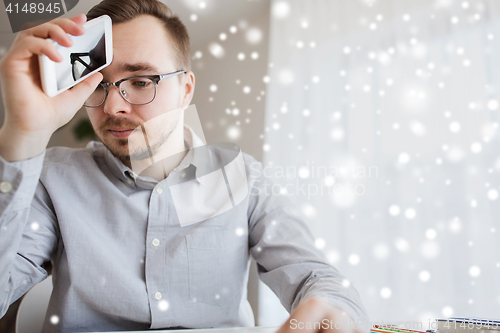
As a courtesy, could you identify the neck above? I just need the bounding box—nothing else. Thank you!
[125,115,188,182]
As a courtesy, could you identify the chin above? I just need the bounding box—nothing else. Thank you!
[99,137,128,158]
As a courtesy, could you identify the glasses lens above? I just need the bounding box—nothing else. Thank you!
[84,84,106,107]
[72,56,91,81]
[120,78,156,105]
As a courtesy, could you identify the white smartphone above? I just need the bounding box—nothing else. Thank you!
[39,15,113,98]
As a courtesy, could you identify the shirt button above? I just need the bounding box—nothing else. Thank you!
[152,238,160,247]
[156,187,163,195]
[0,181,12,193]
[154,292,162,300]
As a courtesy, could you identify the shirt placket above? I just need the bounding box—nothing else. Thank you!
[145,180,170,329]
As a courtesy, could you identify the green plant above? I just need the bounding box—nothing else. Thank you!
[73,118,98,141]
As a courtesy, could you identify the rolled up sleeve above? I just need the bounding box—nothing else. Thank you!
[245,154,369,323]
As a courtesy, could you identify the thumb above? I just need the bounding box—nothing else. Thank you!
[53,72,103,111]
[69,13,87,25]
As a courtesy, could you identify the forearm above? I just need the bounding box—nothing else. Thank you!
[292,267,369,323]
[0,127,50,162]
[0,151,45,317]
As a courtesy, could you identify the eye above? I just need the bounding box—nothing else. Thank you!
[130,79,152,88]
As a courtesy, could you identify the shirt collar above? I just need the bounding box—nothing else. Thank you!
[91,124,207,189]
[171,123,205,173]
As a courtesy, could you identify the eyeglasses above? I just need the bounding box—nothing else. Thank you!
[71,34,107,81]
[70,52,92,81]
[84,70,187,108]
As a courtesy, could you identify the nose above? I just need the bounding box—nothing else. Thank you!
[102,84,132,116]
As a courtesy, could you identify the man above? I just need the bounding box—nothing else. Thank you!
[0,0,368,332]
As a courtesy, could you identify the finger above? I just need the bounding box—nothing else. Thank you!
[53,18,85,38]
[277,298,330,333]
[279,298,356,333]
[51,16,86,36]
[10,36,62,62]
[53,72,103,109]
[68,13,87,26]
[37,23,74,48]
[22,17,85,40]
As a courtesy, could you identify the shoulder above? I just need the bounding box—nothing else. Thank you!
[42,141,104,169]
[44,146,91,165]
[204,143,262,178]
[241,152,262,171]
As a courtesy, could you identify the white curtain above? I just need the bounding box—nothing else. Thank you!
[260,0,500,325]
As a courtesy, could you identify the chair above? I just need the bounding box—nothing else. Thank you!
[15,277,53,333]
[0,262,53,333]
[0,297,22,333]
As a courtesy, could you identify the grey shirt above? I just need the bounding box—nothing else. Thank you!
[0,126,367,332]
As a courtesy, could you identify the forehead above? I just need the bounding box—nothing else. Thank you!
[107,15,177,73]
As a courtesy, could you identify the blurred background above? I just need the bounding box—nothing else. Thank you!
[2,0,500,330]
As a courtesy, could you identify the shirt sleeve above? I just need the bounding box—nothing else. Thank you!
[0,151,59,319]
[245,154,369,323]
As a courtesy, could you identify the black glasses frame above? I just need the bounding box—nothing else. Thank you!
[70,52,93,81]
[84,70,187,108]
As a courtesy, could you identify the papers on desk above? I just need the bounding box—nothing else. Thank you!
[371,324,428,333]
[370,319,500,333]
[436,318,500,333]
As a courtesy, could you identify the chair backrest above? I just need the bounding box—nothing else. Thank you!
[16,277,53,333]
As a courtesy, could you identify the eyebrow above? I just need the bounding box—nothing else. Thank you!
[120,62,159,73]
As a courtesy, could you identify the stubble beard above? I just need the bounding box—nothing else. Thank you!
[111,129,172,162]
[96,113,180,164]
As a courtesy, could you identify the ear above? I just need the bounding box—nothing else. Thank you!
[181,71,195,109]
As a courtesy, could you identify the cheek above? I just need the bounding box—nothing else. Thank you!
[155,82,183,108]
[150,97,180,114]
[86,109,100,125]
[85,108,108,133]
[85,109,95,123]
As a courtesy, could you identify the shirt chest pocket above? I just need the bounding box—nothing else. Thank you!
[186,228,248,306]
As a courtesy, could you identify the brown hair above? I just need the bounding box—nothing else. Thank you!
[87,0,191,71]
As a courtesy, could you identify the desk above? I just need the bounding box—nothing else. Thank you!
[85,326,279,333]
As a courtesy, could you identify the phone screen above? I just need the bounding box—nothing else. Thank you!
[54,22,107,91]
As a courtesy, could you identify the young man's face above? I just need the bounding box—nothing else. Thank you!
[86,15,194,163]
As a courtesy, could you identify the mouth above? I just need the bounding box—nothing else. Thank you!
[108,128,137,138]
